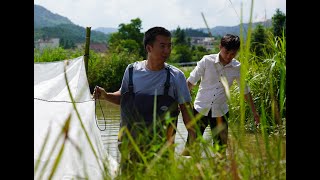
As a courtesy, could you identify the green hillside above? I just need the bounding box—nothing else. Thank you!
[34,24,109,44]
[34,4,109,44]
[34,4,73,28]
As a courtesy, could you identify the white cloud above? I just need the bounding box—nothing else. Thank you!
[34,0,285,31]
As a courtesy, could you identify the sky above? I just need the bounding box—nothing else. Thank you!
[34,0,286,31]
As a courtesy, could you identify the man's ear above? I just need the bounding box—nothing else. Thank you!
[146,45,152,53]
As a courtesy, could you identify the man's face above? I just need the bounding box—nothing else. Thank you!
[148,35,172,62]
[219,45,238,65]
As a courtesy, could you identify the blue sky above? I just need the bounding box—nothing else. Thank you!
[34,0,286,31]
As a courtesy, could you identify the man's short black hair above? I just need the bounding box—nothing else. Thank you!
[220,34,240,51]
[143,27,171,52]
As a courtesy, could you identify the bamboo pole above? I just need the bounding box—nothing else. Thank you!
[84,27,91,75]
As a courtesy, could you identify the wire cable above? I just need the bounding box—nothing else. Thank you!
[34,97,107,131]
[95,98,107,131]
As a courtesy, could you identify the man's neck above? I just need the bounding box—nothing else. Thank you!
[145,59,165,71]
[218,54,228,66]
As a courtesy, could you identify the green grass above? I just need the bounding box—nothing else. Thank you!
[35,43,286,180]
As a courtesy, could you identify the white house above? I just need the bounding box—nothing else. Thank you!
[190,37,215,50]
[34,38,60,50]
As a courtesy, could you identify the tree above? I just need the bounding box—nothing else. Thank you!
[108,18,145,58]
[192,45,209,62]
[251,24,268,58]
[111,39,140,55]
[169,27,193,63]
[172,27,188,46]
[272,9,286,39]
[169,45,193,63]
[59,38,65,48]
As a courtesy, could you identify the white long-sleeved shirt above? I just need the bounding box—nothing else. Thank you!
[187,53,250,117]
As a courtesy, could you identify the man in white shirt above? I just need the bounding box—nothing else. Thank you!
[182,34,260,156]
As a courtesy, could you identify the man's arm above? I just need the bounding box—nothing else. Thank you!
[93,86,121,105]
[179,102,196,142]
[187,80,194,91]
[245,92,260,125]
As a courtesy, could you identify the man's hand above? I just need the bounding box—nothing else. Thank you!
[254,112,260,126]
[93,86,107,100]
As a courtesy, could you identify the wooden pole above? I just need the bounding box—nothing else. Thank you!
[84,27,91,75]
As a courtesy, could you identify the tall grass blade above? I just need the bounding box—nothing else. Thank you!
[34,122,52,175]
[48,115,72,179]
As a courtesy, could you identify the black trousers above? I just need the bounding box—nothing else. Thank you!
[187,108,229,147]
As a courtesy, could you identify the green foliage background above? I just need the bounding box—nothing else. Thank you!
[34,8,286,179]
[34,8,286,129]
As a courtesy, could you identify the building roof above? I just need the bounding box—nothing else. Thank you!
[90,43,108,53]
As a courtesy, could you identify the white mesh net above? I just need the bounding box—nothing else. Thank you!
[34,56,118,179]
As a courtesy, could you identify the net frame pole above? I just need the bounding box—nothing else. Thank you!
[84,27,91,75]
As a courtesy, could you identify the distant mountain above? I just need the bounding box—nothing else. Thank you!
[34,4,110,44]
[35,4,272,45]
[198,20,272,38]
[34,4,73,28]
[94,27,118,34]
